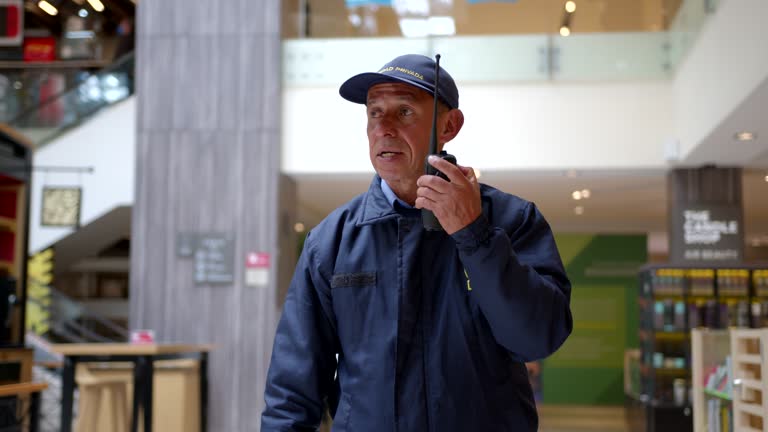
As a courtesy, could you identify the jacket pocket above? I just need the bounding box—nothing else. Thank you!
[331,393,352,432]
[330,271,378,345]
[331,272,376,289]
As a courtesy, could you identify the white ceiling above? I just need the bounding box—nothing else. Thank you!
[685,76,768,167]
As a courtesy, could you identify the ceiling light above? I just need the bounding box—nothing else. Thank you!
[427,16,456,36]
[581,189,591,199]
[38,0,58,15]
[393,0,430,16]
[399,18,429,38]
[399,16,455,37]
[574,206,584,215]
[294,223,305,233]
[87,0,104,12]
[735,132,756,141]
[764,175,768,182]
[78,8,88,17]
[565,1,576,13]
[559,26,571,37]
[572,190,582,200]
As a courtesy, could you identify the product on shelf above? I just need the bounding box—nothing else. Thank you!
[703,356,732,397]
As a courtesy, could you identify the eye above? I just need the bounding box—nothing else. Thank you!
[399,107,413,116]
[368,108,382,118]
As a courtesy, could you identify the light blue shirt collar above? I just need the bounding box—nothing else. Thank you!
[380,179,413,209]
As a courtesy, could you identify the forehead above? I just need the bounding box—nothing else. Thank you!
[366,82,431,104]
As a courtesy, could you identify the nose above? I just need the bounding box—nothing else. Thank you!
[371,113,397,138]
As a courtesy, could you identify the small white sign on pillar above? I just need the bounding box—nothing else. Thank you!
[245,252,270,287]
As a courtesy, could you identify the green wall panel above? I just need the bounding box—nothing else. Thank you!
[541,234,646,405]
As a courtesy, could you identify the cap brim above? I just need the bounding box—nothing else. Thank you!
[339,72,436,105]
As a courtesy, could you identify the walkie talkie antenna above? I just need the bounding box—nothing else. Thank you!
[422,53,456,232]
[428,54,441,156]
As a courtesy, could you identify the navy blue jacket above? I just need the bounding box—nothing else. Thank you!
[262,176,572,431]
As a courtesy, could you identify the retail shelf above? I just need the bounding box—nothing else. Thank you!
[730,329,768,432]
[641,365,689,376]
[649,401,692,410]
[735,354,762,365]
[741,378,762,391]
[639,329,688,341]
[655,331,688,341]
[739,403,766,417]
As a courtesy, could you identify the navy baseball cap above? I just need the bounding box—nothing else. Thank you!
[339,54,459,109]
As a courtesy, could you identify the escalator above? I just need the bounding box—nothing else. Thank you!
[7,51,134,148]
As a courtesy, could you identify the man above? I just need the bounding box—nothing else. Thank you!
[261,54,572,431]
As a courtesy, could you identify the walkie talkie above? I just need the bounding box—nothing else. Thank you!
[422,54,458,232]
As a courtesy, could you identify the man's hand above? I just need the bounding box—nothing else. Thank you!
[415,155,482,235]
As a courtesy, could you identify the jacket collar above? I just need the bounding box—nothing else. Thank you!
[356,175,494,227]
[357,175,401,226]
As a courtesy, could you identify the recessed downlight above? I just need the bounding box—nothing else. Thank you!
[38,0,57,15]
[735,132,757,141]
[572,190,582,200]
[574,206,584,215]
[559,26,571,37]
[565,1,576,13]
[294,222,305,233]
[581,189,591,199]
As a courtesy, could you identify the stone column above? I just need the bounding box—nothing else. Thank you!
[131,1,291,430]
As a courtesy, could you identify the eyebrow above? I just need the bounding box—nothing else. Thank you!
[366,93,418,106]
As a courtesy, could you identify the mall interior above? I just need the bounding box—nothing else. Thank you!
[0,0,765,431]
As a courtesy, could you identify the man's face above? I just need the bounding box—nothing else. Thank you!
[366,82,441,196]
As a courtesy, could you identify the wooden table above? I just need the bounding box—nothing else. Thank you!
[0,382,48,432]
[50,343,213,432]
[0,348,34,383]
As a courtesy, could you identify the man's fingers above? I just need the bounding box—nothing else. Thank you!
[414,196,436,210]
[417,186,443,203]
[416,174,450,192]
[428,156,465,183]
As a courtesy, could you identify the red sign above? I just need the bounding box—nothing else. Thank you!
[130,330,156,345]
[246,252,270,269]
[0,2,22,46]
[23,37,56,62]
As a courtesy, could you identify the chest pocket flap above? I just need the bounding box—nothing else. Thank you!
[331,272,376,289]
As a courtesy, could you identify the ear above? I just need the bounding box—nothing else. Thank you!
[439,109,464,147]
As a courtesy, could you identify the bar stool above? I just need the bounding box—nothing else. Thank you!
[75,364,130,432]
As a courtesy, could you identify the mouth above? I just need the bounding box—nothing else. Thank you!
[378,151,403,158]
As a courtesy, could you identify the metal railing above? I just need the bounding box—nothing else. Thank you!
[8,52,135,148]
[27,285,129,344]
